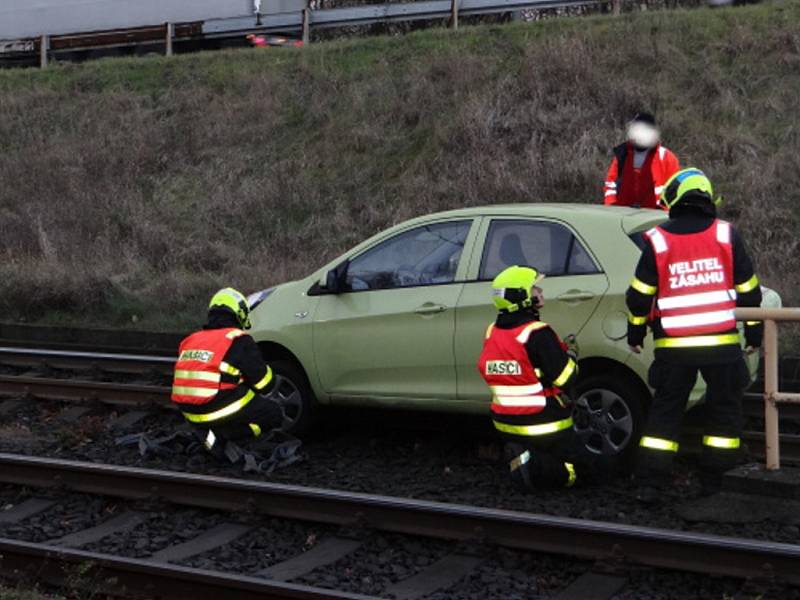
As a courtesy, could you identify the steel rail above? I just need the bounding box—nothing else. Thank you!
[0,537,377,600]
[0,367,798,461]
[0,346,174,373]
[0,375,171,407]
[0,453,797,584]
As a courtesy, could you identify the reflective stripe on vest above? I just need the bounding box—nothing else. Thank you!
[182,389,255,423]
[173,370,221,383]
[657,289,736,311]
[640,435,678,452]
[660,309,736,331]
[490,383,546,408]
[220,361,241,377]
[172,385,217,399]
[515,321,549,344]
[493,416,574,437]
[646,228,668,254]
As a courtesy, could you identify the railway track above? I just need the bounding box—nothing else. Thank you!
[2,346,800,461]
[0,452,796,598]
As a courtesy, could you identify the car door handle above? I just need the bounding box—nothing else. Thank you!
[414,303,447,315]
[557,290,596,302]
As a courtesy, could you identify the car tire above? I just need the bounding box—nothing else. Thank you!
[572,374,647,467]
[269,360,317,436]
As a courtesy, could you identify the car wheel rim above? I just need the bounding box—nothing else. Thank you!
[573,388,633,456]
[273,374,303,427]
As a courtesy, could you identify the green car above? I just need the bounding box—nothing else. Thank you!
[247,204,775,458]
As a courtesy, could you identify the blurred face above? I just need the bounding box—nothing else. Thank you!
[627,122,660,149]
[531,286,544,309]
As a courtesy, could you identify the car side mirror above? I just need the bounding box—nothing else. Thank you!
[325,260,350,295]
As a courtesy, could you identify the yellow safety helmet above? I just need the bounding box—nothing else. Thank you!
[491,266,545,312]
[209,287,251,329]
[659,168,719,209]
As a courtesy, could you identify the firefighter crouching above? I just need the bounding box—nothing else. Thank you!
[172,287,287,459]
[626,168,763,490]
[477,265,595,490]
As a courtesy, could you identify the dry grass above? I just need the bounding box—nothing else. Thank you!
[0,1,798,329]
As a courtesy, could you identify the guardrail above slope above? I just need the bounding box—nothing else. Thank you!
[2,0,607,68]
[736,307,800,470]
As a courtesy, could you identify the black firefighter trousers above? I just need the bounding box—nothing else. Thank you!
[503,429,612,490]
[637,357,750,480]
[194,395,285,453]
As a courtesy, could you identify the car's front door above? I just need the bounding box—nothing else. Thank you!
[455,217,609,402]
[314,219,476,401]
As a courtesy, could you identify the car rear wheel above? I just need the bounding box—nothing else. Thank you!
[572,374,646,464]
[269,360,316,436]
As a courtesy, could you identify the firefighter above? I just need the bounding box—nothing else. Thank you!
[627,168,763,490]
[171,287,287,458]
[477,265,589,490]
[603,112,680,209]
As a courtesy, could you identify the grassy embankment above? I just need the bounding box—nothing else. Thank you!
[0,1,798,330]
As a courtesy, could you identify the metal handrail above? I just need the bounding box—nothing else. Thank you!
[736,307,800,470]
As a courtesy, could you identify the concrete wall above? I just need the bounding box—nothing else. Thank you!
[0,0,306,39]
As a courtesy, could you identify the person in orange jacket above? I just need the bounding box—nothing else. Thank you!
[246,34,269,47]
[603,113,680,210]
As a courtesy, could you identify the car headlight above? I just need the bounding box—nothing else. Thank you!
[247,287,276,311]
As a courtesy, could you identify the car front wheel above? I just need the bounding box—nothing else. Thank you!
[572,374,646,464]
[268,360,316,436]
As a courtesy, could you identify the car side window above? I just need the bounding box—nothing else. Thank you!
[479,220,600,280]
[347,221,471,291]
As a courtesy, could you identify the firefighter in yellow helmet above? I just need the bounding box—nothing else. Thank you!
[171,287,288,459]
[477,265,594,490]
[627,168,762,491]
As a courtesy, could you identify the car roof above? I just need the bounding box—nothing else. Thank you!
[409,203,666,232]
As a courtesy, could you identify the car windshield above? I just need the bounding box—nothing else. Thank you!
[347,221,471,291]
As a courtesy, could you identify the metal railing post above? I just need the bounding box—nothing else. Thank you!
[302,3,311,45]
[165,22,174,56]
[40,34,49,69]
[451,0,459,29]
[764,319,780,470]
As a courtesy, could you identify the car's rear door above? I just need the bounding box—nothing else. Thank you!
[313,219,478,401]
[455,217,609,402]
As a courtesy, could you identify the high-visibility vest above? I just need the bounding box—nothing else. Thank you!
[648,219,738,343]
[171,328,246,406]
[478,321,551,417]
